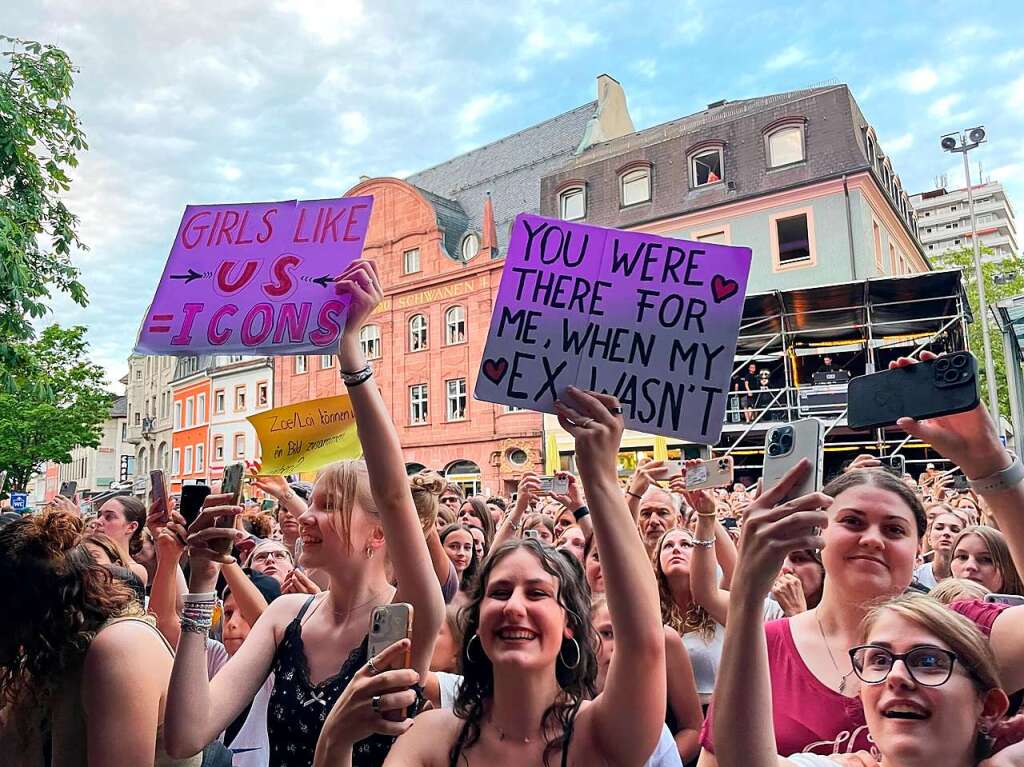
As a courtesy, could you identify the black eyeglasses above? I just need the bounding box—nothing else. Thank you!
[849,644,959,687]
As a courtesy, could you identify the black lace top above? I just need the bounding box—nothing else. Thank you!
[267,596,395,767]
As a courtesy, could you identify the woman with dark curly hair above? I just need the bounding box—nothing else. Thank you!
[0,509,201,766]
[330,387,666,766]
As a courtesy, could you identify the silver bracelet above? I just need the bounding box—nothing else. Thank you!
[693,537,715,549]
[180,615,211,635]
[339,362,373,387]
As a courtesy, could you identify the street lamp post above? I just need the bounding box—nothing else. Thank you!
[941,127,1000,425]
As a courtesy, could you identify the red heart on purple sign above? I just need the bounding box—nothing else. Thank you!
[711,274,739,303]
[482,357,509,385]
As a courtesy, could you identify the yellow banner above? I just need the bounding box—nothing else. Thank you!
[248,395,362,475]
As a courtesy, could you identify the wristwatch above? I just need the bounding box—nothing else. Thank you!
[968,455,1024,494]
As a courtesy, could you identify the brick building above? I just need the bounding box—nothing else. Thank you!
[272,76,635,494]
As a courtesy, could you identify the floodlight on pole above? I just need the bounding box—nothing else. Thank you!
[941,126,1000,424]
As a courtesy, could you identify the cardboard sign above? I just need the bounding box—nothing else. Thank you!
[135,197,373,355]
[248,395,362,475]
[475,214,751,443]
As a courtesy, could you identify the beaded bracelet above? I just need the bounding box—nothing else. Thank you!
[180,615,211,635]
[693,537,715,549]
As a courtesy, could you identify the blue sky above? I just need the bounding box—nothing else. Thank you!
[8,0,1024,386]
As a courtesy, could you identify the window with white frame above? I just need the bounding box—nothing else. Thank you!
[695,230,729,245]
[690,148,723,187]
[234,385,246,411]
[445,306,466,345]
[195,443,204,472]
[360,325,381,359]
[214,389,225,414]
[559,186,585,220]
[403,248,421,274]
[234,433,246,459]
[505,404,524,413]
[197,393,206,424]
[409,314,428,352]
[775,213,813,266]
[320,354,333,369]
[256,382,268,407]
[214,435,224,462]
[174,402,182,429]
[409,384,428,425]
[172,448,180,474]
[461,233,480,261]
[184,446,193,474]
[446,378,467,421]
[620,167,651,206]
[295,356,307,374]
[766,125,805,167]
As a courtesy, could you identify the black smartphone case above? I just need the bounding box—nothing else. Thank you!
[847,353,979,429]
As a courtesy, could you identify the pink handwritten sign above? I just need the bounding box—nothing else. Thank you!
[135,197,373,355]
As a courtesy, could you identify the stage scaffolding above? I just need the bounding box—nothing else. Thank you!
[544,269,973,482]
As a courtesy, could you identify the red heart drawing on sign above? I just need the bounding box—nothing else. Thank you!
[711,274,739,303]
[482,358,509,385]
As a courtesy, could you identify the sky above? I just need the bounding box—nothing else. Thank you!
[6,0,1024,388]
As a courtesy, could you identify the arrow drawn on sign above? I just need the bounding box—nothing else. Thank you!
[169,268,205,284]
[312,274,337,288]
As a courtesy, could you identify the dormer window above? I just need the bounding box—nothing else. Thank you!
[460,232,480,261]
[559,185,586,220]
[767,125,805,167]
[690,148,723,187]
[619,165,651,206]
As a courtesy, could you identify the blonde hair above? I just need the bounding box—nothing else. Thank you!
[860,593,1000,694]
[410,470,446,535]
[953,526,1024,596]
[929,577,991,604]
[314,460,378,552]
[437,504,456,527]
[653,529,717,641]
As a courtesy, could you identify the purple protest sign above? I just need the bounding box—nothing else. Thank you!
[135,196,373,356]
[474,213,752,444]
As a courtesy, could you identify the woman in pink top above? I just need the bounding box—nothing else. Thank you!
[698,353,1024,764]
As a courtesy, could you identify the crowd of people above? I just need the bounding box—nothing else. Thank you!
[2,258,1024,767]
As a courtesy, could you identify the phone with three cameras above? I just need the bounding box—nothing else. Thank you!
[211,463,245,555]
[685,456,735,490]
[762,419,824,502]
[848,352,979,430]
[367,603,414,720]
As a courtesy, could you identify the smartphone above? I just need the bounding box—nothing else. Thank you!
[213,463,246,555]
[649,461,684,481]
[952,473,970,492]
[538,476,570,495]
[150,470,170,524]
[524,529,541,539]
[59,480,78,499]
[882,455,906,477]
[685,457,735,490]
[848,352,979,430]
[367,603,414,720]
[986,593,1024,607]
[762,419,824,502]
[179,484,212,527]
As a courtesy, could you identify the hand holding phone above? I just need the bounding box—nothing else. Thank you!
[685,457,734,490]
[762,420,824,503]
[367,604,414,721]
[212,463,245,556]
[150,470,170,525]
[538,476,570,495]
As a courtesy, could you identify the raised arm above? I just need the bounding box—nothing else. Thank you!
[221,560,270,627]
[150,523,187,648]
[551,471,593,542]
[713,461,830,767]
[164,498,283,758]
[625,459,665,523]
[685,489,730,626]
[335,259,443,678]
[492,473,539,549]
[554,388,665,765]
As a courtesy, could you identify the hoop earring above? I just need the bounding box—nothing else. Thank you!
[364,544,374,560]
[559,637,581,669]
[465,633,483,663]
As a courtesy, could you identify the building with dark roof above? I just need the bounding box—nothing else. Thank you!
[272,76,635,493]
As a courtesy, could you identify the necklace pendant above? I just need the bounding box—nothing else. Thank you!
[839,676,846,695]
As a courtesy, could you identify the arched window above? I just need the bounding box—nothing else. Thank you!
[445,306,466,345]
[620,167,651,206]
[559,185,586,220]
[408,314,428,352]
[766,125,805,167]
[359,325,381,359]
[461,233,480,261]
[689,147,724,187]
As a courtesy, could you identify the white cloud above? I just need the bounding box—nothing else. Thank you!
[338,111,370,145]
[898,66,939,94]
[765,45,808,71]
[633,59,658,79]
[996,49,1024,68]
[457,92,511,138]
[1002,74,1024,116]
[884,133,915,153]
[218,163,242,182]
[991,163,1024,184]
[273,0,366,45]
[521,23,598,59]
[928,94,961,119]
[675,0,705,38]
